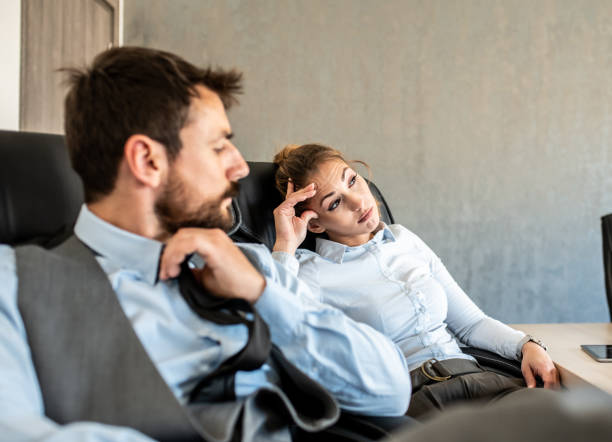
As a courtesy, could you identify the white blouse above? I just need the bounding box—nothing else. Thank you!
[272,223,525,371]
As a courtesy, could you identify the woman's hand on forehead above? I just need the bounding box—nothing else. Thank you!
[272,182,318,254]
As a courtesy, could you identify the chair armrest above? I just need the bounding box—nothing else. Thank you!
[461,346,522,378]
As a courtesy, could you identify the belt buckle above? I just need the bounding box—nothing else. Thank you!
[420,358,451,382]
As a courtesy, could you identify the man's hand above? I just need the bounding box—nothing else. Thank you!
[521,341,560,389]
[159,228,266,303]
[272,181,319,254]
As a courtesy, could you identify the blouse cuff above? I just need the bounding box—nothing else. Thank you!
[271,251,300,276]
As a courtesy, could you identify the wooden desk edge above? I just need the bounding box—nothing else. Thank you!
[510,323,612,395]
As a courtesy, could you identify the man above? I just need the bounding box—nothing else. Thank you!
[0,47,411,441]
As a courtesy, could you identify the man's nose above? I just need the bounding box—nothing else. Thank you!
[226,143,250,181]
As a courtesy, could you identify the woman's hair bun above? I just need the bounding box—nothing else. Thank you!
[273,144,301,166]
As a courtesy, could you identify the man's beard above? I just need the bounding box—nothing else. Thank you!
[154,171,240,235]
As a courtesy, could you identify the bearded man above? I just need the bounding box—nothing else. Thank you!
[0,47,412,441]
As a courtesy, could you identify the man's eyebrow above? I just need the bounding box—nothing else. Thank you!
[213,131,234,143]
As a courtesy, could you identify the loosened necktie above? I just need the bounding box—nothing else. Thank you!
[177,260,271,402]
[177,259,337,427]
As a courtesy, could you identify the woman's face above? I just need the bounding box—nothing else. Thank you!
[304,159,380,247]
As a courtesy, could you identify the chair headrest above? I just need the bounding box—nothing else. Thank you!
[0,130,393,252]
[230,162,283,249]
[0,130,84,247]
[231,161,395,251]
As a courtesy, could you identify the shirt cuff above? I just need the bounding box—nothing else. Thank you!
[271,251,300,276]
[515,333,530,360]
[254,277,304,347]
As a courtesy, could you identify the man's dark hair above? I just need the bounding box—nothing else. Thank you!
[63,46,242,203]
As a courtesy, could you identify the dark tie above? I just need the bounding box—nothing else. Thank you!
[177,260,272,402]
[177,259,339,426]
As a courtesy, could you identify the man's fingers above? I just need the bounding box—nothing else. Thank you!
[159,228,216,280]
[157,227,264,302]
[159,250,184,280]
[160,243,190,280]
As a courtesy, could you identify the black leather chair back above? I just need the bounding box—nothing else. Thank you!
[231,161,530,378]
[0,130,84,247]
[0,131,393,253]
[601,214,612,320]
[231,161,395,251]
[1,130,525,378]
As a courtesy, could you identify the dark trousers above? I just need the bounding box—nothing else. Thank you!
[407,362,527,419]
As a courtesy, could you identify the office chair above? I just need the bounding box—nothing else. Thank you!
[230,162,395,251]
[0,129,523,379]
[231,162,524,379]
[0,130,412,437]
[0,130,84,247]
[601,214,612,320]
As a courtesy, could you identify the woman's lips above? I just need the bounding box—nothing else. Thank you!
[358,207,373,223]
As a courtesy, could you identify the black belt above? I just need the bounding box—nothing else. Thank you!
[410,358,484,392]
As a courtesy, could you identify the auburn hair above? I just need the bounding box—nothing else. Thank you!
[274,143,370,215]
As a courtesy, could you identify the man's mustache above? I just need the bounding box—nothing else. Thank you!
[222,181,240,200]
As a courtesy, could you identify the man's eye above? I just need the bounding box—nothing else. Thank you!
[328,199,340,211]
[349,175,357,187]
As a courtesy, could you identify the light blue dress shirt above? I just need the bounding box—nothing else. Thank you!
[0,206,411,442]
[273,224,526,372]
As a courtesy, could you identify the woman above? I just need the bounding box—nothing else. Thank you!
[270,143,559,418]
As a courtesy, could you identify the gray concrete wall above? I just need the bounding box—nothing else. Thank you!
[125,0,612,323]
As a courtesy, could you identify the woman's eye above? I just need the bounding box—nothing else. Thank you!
[214,146,225,153]
[349,175,357,187]
[328,199,341,211]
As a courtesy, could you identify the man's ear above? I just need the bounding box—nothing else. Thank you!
[307,218,326,234]
[123,134,168,189]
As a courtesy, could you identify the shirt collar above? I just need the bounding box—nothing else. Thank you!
[315,223,396,264]
[74,205,164,285]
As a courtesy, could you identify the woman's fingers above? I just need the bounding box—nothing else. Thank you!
[283,183,316,207]
[521,364,537,388]
[300,209,319,224]
[520,342,560,390]
[286,180,294,196]
[541,365,560,389]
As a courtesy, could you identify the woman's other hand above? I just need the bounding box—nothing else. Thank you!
[272,181,318,254]
[521,341,560,389]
